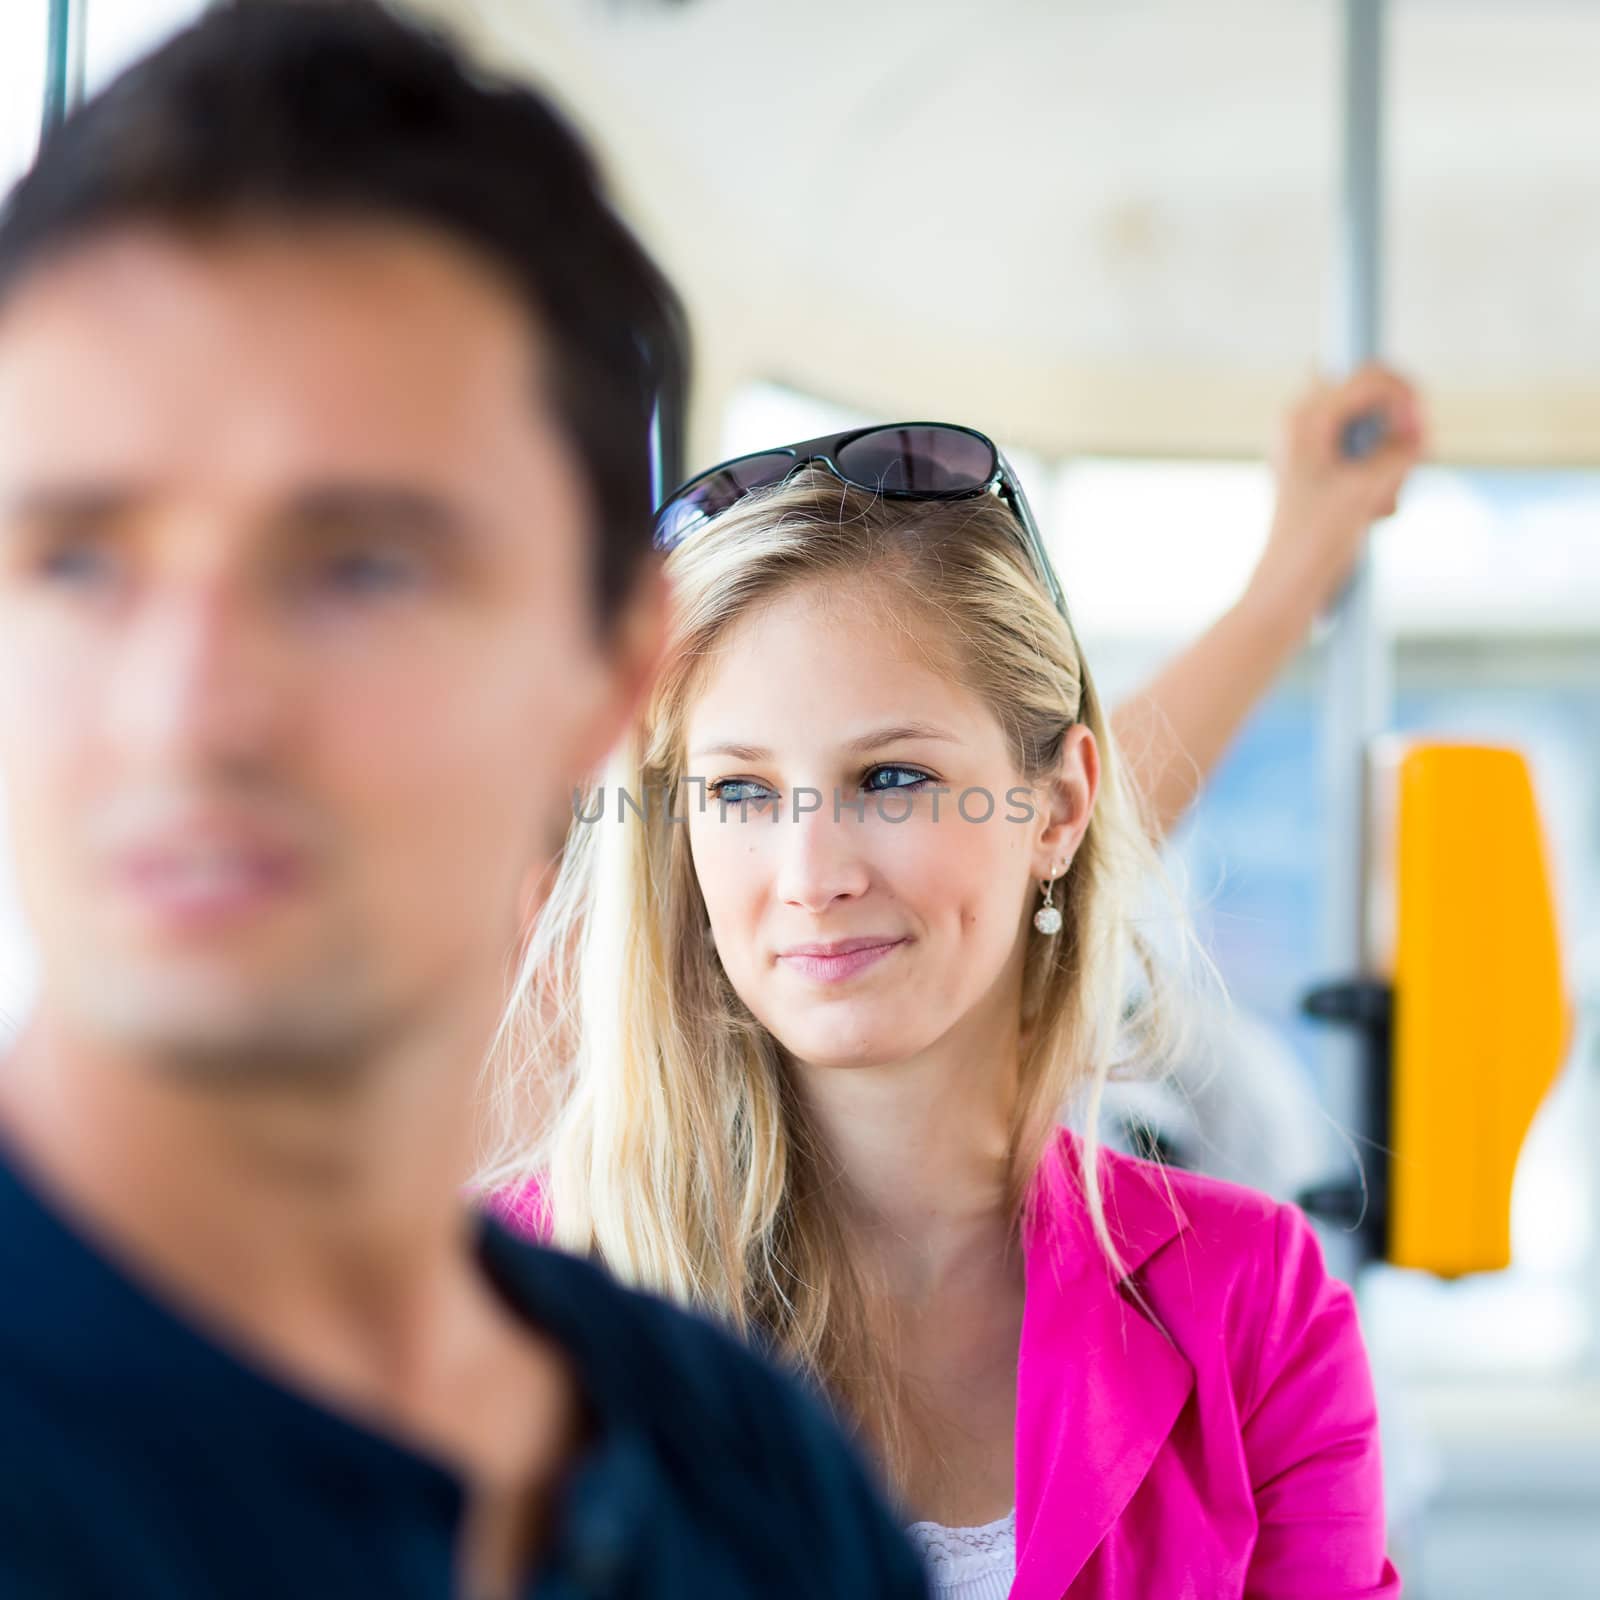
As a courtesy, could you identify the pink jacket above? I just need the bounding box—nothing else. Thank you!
[1011,1132,1399,1598]
[496,1130,1400,1597]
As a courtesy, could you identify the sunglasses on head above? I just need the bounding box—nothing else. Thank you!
[651,421,1071,620]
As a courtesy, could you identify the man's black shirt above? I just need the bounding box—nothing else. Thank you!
[0,1146,926,1599]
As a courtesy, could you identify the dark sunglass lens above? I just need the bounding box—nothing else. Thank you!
[654,451,797,548]
[835,426,995,495]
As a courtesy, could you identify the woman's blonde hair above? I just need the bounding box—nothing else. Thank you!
[479,468,1204,1491]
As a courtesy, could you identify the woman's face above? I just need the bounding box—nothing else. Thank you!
[684,578,1096,1071]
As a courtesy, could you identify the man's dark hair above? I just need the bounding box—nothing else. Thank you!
[0,0,688,625]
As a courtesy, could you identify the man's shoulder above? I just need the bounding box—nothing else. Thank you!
[484,1222,774,1404]
[478,1218,928,1596]
[481,1218,843,1464]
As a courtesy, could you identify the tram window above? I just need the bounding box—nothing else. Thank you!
[1165,468,1600,1382]
[0,1,206,207]
[0,1,48,1036]
[1178,645,1598,1380]
[0,2,49,197]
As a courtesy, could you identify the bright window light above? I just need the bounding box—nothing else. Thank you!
[0,2,48,197]
[1049,459,1273,638]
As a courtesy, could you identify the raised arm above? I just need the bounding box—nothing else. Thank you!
[1111,364,1425,840]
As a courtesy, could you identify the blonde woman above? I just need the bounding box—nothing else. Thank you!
[490,383,1418,1598]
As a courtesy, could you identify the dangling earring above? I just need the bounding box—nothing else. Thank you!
[1034,863,1064,936]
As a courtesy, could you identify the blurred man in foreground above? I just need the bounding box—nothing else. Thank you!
[0,4,926,1596]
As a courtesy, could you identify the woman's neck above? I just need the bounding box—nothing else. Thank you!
[792,1013,1030,1529]
[791,1019,1021,1303]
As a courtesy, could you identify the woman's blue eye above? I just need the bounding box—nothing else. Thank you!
[863,765,933,792]
[710,778,776,805]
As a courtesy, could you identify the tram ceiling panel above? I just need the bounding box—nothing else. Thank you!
[412,0,1600,466]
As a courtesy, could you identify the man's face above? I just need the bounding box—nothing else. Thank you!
[0,221,645,1070]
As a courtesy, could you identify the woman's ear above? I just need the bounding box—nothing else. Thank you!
[1031,725,1100,880]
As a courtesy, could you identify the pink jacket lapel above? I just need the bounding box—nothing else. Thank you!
[1010,1135,1195,1600]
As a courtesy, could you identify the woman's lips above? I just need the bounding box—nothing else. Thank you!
[775,937,909,985]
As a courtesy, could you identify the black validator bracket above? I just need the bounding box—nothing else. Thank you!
[1295,978,1394,1265]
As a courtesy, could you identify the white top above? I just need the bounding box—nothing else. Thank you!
[903,1509,1017,1600]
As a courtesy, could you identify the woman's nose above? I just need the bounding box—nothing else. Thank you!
[774,793,872,913]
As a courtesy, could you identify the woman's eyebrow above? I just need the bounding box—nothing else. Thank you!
[844,722,961,753]
[691,723,961,762]
[691,740,771,762]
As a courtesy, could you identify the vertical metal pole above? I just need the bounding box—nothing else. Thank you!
[40,0,88,143]
[1319,0,1390,1285]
